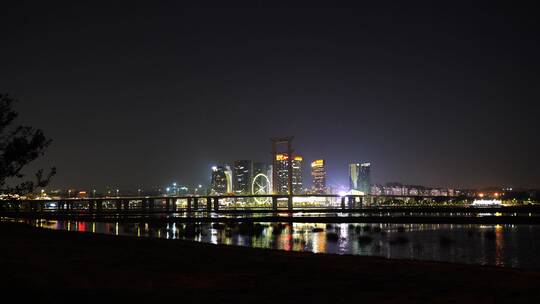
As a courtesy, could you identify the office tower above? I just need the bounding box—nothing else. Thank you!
[253,162,267,176]
[349,162,371,194]
[273,153,303,194]
[311,159,326,194]
[233,160,253,195]
[359,163,371,194]
[210,165,233,195]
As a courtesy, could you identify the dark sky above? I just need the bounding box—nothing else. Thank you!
[1,1,539,191]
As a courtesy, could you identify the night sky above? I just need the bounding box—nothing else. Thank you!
[1,1,539,191]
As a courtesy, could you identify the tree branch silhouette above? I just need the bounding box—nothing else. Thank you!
[0,94,56,195]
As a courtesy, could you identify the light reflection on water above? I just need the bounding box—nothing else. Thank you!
[13,218,540,270]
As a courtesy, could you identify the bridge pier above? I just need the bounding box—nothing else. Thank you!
[165,198,170,211]
[213,197,219,211]
[193,197,199,210]
[187,198,192,211]
[287,196,293,211]
[341,197,346,210]
[172,198,177,211]
[142,198,150,211]
[348,196,355,209]
[116,200,122,212]
[272,197,278,211]
[206,197,212,212]
[123,199,130,211]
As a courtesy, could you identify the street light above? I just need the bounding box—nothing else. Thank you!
[68,189,72,198]
[138,189,141,197]
[93,189,96,198]
[116,189,119,197]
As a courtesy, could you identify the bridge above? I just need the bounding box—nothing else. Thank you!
[0,193,466,214]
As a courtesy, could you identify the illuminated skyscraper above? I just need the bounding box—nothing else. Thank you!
[252,162,267,176]
[210,165,233,195]
[267,164,273,193]
[292,156,303,194]
[349,162,371,194]
[233,160,253,195]
[273,153,303,194]
[311,159,326,194]
[359,163,371,194]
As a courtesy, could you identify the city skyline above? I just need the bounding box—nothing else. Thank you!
[2,2,538,190]
[2,2,540,300]
[18,148,539,193]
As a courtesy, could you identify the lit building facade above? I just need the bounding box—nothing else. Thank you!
[311,159,326,194]
[273,153,303,194]
[233,160,253,195]
[370,183,457,197]
[253,162,267,176]
[210,165,233,195]
[292,156,303,194]
[349,162,371,194]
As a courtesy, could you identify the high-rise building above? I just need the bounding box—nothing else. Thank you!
[349,162,371,194]
[210,165,233,195]
[252,162,267,176]
[311,159,326,194]
[267,164,273,194]
[233,160,253,195]
[349,163,360,191]
[359,163,371,194]
[292,156,303,194]
[273,153,303,194]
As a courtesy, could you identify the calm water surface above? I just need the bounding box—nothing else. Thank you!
[11,218,540,270]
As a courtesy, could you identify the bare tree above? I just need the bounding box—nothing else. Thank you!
[0,94,56,195]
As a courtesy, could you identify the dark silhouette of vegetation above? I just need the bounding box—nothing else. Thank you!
[0,94,55,195]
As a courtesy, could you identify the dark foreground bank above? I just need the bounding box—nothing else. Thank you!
[1,223,539,303]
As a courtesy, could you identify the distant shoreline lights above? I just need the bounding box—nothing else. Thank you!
[471,199,502,207]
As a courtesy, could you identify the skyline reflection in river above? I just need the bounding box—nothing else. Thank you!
[16,219,540,270]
